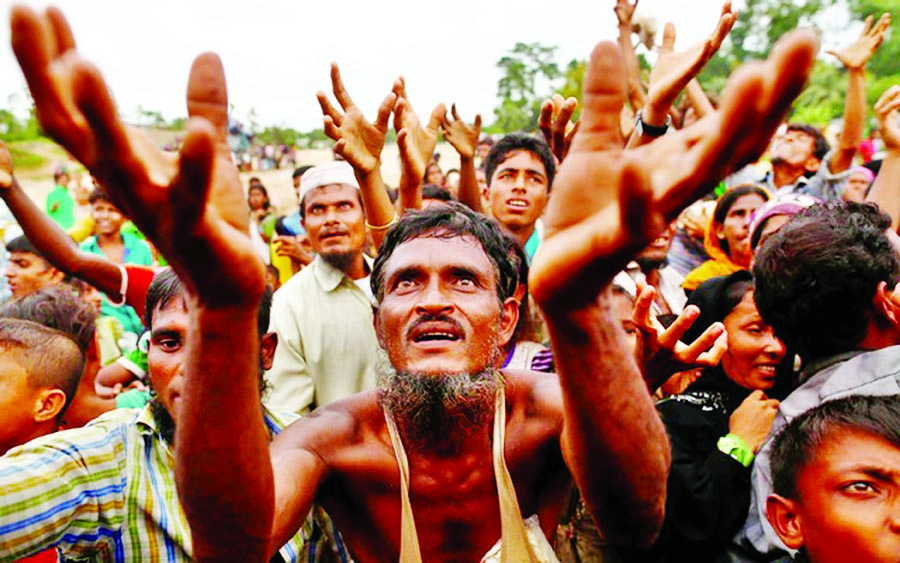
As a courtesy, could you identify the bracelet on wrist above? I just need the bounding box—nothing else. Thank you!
[366,213,399,232]
[717,433,756,467]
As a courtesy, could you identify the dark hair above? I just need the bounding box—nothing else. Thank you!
[371,202,518,304]
[88,187,113,206]
[144,268,274,338]
[484,133,556,191]
[754,201,899,362]
[0,291,92,417]
[712,184,770,257]
[6,235,41,256]
[682,270,755,344]
[293,165,313,179]
[422,184,454,202]
[786,123,830,163]
[500,230,531,342]
[771,394,900,499]
[248,183,271,212]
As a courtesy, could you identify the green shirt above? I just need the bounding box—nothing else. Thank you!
[46,184,75,229]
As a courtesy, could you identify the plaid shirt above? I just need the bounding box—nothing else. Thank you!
[0,405,327,562]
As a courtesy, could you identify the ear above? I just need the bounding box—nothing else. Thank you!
[875,281,900,327]
[373,306,387,348]
[260,332,278,371]
[803,155,821,174]
[49,267,66,284]
[497,297,520,349]
[714,222,726,241]
[32,388,66,423]
[765,494,805,550]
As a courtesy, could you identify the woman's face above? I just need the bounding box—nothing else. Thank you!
[842,171,870,203]
[248,187,268,211]
[721,290,786,391]
[716,193,766,263]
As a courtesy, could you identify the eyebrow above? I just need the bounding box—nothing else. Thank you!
[150,327,183,340]
[496,164,546,179]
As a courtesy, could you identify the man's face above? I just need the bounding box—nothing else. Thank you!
[772,429,900,563]
[716,194,766,261]
[148,297,188,424]
[5,251,63,298]
[301,184,366,257]
[488,150,549,232]
[0,355,42,455]
[636,224,676,270]
[721,291,786,391]
[770,130,818,171]
[91,200,125,236]
[375,235,517,377]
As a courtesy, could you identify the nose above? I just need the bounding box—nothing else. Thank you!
[512,173,526,192]
[414,277,454,316]
[763,330,787,359]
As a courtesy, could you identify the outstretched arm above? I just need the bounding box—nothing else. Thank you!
[615,0,647,111]
[531,31,816,547]
[826,13,891,174]
[12,7,272,559]
[0,142,123,299]
[317,63,397,249]
[441,103,484,212]
[866,86,900,231]
[629,2,736,148]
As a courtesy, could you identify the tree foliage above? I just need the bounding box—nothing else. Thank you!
[493,42,562,132]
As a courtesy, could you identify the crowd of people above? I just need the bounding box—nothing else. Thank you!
[0,1,899,562]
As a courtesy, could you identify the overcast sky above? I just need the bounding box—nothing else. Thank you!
[0,0,856,132]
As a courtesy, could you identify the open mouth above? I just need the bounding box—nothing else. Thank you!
[409,319,464,344]
[506,199,529,209]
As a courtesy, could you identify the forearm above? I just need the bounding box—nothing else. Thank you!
[354,166,395,250]
[832,68,865,173]
[686,79,714,119]
[455,156,485,214]
[619,25,647,111]
[176,305,274,561]
[547,291,669,547]
[866,149,900,231]
[4,177,122,296]
[397,172,423,214]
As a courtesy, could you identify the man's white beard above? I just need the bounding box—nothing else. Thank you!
[377,350,501,457]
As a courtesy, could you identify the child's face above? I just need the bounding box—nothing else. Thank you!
[0,355,42,455]
[778,428,900,563]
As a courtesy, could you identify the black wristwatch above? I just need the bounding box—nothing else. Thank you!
[634,109,671,138]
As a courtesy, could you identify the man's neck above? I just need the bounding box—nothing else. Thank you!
[345,253,368,280]
[771,162,805,189]
[505,223,536,250]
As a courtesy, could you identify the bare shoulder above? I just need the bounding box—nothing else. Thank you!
[271,389,386,465]
[501,369,564,432]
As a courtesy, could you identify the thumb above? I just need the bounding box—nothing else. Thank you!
[427,103,447,132]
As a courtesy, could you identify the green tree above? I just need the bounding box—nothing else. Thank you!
[493,42,562,132]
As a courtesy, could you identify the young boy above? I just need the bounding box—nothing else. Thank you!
[0,317,83,455]
[766,394,900,563]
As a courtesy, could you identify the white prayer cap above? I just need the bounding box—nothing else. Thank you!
[298,161,359,200]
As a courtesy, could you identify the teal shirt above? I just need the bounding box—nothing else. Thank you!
[46,184,75,229]
[525,228,541,264]
[81,230,154,335]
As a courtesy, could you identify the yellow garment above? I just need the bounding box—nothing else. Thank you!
[681,215,750,291]
[67,215,95,243]
[384,384,560,563]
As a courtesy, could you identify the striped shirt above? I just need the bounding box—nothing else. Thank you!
[0,405,324,562]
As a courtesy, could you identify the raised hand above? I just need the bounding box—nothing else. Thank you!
[441,103,481,160]
[538,94,580,162]
[827,13,891,70]
[640,3,736,130]
[633,283,727,392]
[614,0,639,29]
[875,86,900,150]
[393,77,446,184]
[11,6,261,307]
[529,31,817,314]
[317,63,395,174]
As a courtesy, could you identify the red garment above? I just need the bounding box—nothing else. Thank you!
[122,265,158,320]
[17,549,57,562]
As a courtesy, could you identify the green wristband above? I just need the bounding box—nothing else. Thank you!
[717,433,756,467]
